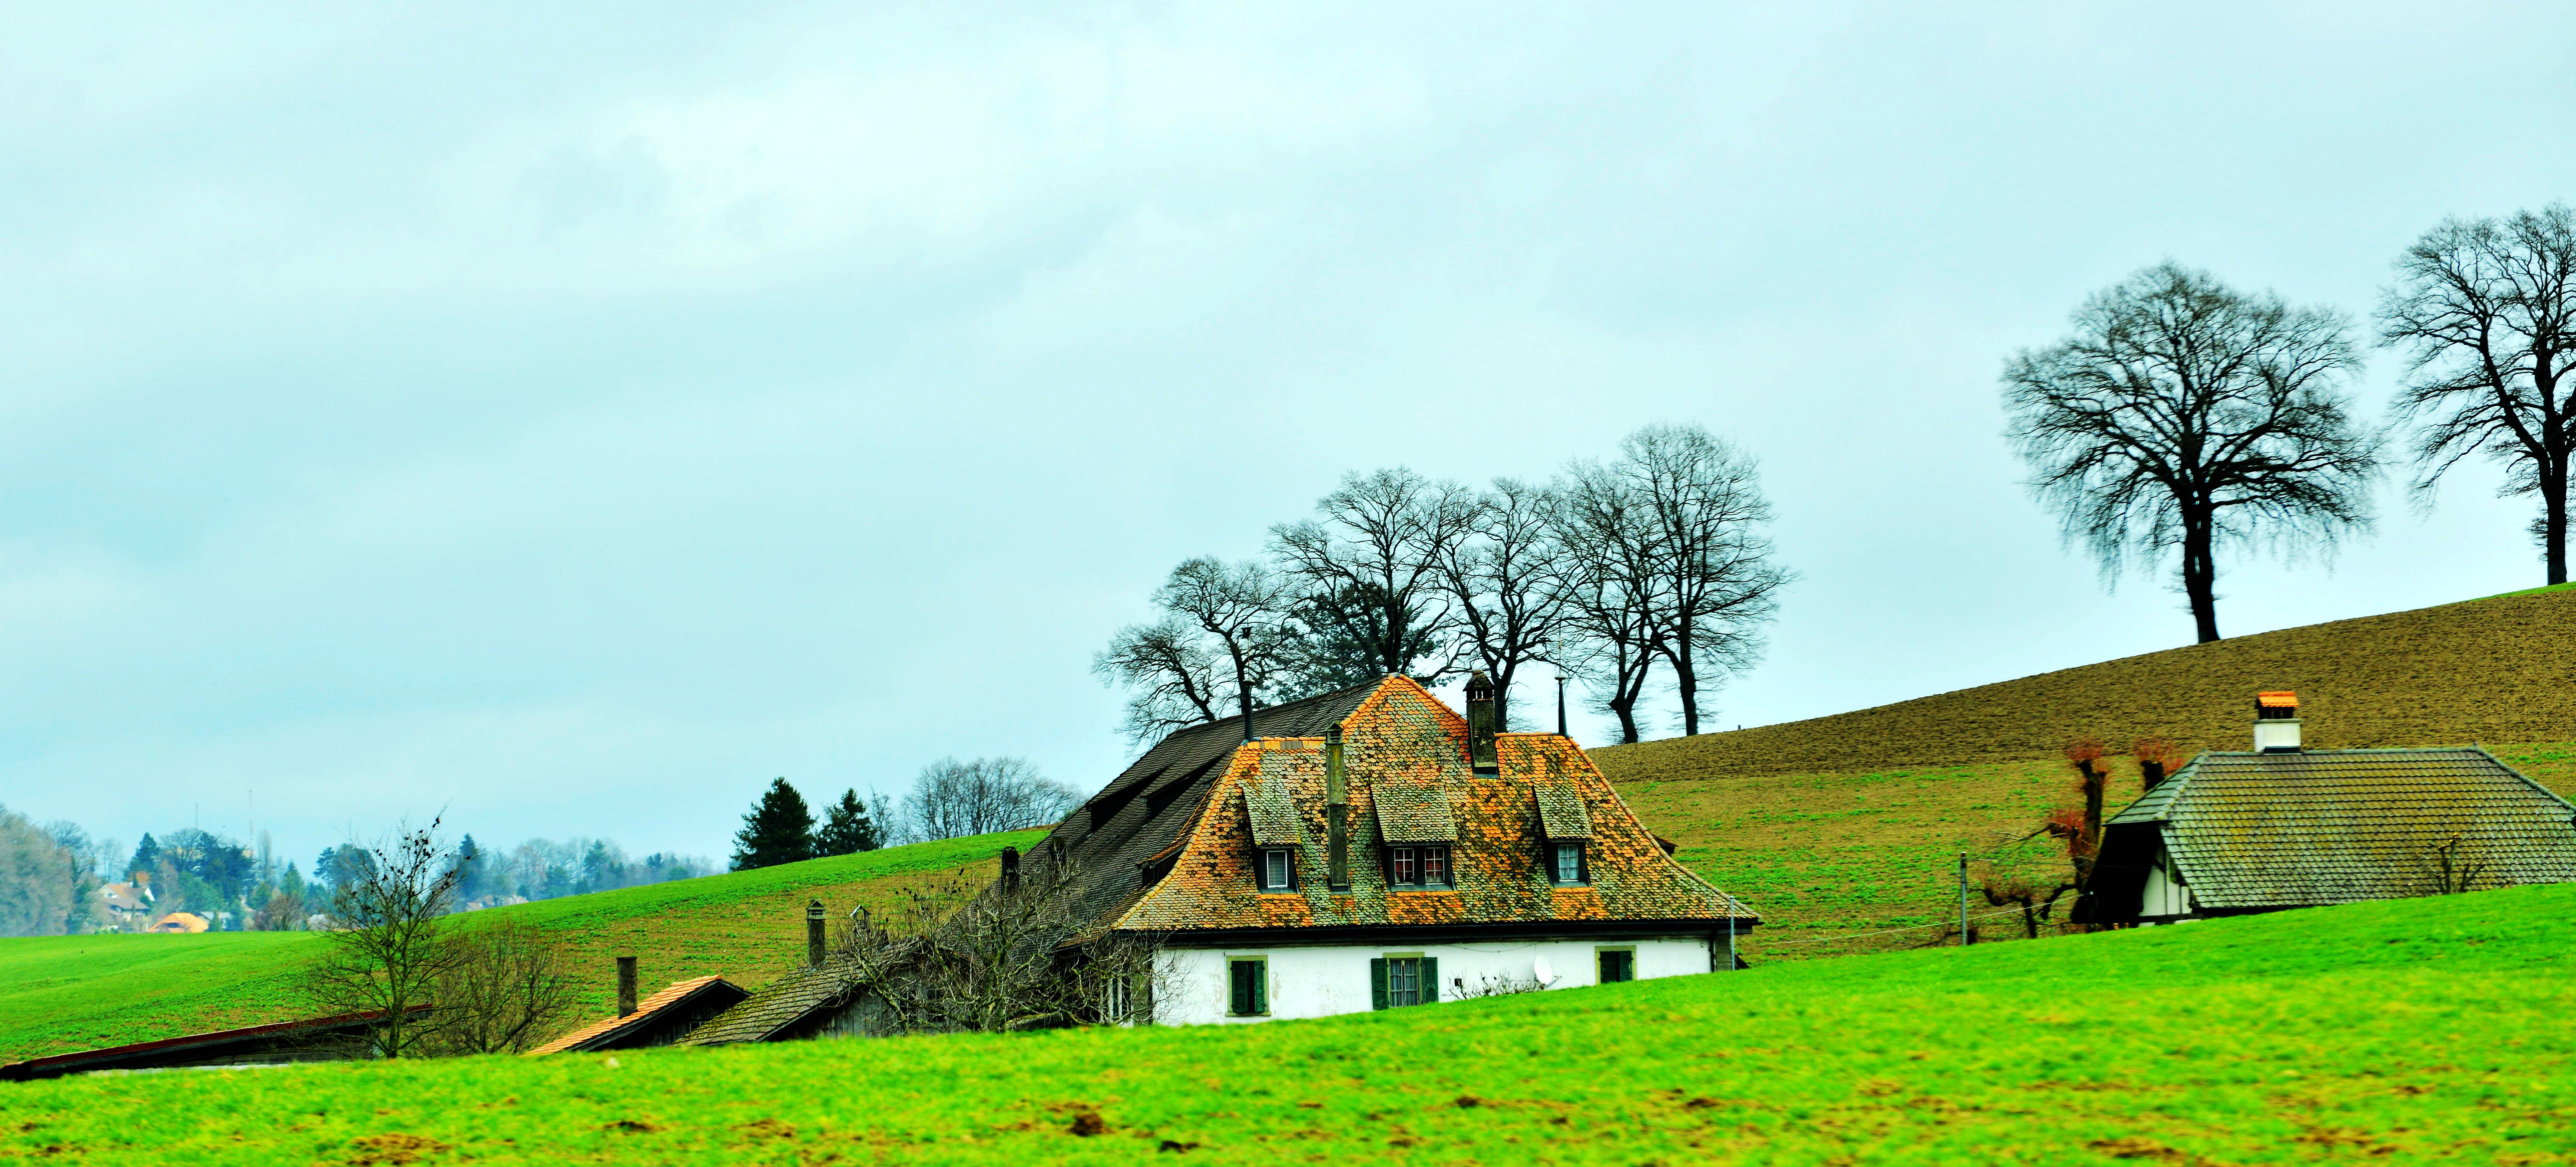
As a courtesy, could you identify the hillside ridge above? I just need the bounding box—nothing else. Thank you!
[1596,584,2576,780]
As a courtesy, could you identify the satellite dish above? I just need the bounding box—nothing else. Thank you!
[1532,955,1555,986]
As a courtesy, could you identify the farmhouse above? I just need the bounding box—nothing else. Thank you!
[1029,672,1756,1024]
[2078,691,2576,925]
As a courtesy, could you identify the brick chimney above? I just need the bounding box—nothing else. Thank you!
[1325,724,1350,891]
[2253,691,2301,753]
[616,955,638,1017]
[805,898,826,967]
[1466,669,1498,774]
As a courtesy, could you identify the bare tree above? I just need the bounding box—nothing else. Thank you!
[841,852,1166,1034]
[1092,616,1226,745]
[426,920,581,1055]
[1431,477,1575,730]
[1553,460,1668,744]
[2379,204,2576,584]
[2004,262,2380,643]
[1155,557,1298,731]
[304,820,464,1058]
[1621,425,1790,736]
[1270,468,1478,686]
[903,757,1082,841]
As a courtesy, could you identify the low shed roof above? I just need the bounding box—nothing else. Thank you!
[2108,746,2576,909]
[527,975,745,1055]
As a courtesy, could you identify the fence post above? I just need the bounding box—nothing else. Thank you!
[1957,852,1969,947]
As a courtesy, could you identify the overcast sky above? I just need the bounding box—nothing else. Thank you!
[6,1,2572,869]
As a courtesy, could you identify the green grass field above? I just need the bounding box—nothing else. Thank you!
[5,881,2568,1165]
[1612,742,2576,964]
[0,831,1041,1065]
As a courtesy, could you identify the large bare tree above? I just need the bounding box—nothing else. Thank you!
[1091,616,1225,745]
[1431,477,1575,730]
[1621,424,1789,736]
[2003,262,2380,643]
[1270,468,1477,686]
[1554,459,1668,744]
[1156,557,1297,731]
[2379,204,2576,584]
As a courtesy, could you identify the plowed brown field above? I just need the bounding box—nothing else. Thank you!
[1596,583,2576,782]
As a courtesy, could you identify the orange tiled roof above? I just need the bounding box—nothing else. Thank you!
[2257,691,2299,709]
[1102,675,1754,935]
[527,975,735,1055]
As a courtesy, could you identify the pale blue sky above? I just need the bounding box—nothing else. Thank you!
[6,1,2571,866]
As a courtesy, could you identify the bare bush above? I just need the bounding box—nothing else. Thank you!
[426,920,581,1055]
[841,849,1167,1034]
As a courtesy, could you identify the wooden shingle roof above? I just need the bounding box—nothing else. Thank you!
[680,955,866,1047]
[1019,682,1381,946]
[2108,747,2576,908]
[526,976,745,1055]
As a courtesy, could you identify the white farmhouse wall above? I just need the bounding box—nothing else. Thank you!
[1154,936,1718,1026]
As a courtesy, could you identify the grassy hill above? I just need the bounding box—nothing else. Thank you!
[0,831,1042,1066]
[1597,585,2576,963]
[4,881,2567,1164]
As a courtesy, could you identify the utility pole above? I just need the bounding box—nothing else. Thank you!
[1957,852,1969,947]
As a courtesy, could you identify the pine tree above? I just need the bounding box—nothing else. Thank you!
[730,778,817,871]
[813,788,882,857]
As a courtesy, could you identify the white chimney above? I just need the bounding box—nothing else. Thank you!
[2253,691,2301,753]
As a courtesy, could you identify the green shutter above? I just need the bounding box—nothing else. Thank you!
[1370,958,1388,1010]
[1253,960,1268,1015]
[1422,956,1439,1004]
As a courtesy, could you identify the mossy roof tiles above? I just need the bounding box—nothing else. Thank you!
[2108,746,2576,908]
[679,954,864,1047]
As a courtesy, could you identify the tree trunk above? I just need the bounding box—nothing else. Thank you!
[2544,459,2569,586]
[1671,627,1700,736]
[1609,696,1639,744]
[2181,514,2221,644]
[1229,645,1255,737]
[1491,661,1513,732]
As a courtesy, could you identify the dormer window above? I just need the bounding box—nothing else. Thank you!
[1386,845,1453,889]
[1256,848,1297,892]
[1550,840,1588,886]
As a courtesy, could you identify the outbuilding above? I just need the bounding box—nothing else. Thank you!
[2078,691,2576,925]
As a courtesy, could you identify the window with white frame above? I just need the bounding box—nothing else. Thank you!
[1256,847,1295,891]
[1551,840,1587,885]
[1385,845,1452,888]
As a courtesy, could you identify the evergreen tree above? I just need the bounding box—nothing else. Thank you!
[730,778,816,871]
[813,788,882,856]
[127,834,160,881]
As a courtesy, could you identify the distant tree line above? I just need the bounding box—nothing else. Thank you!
[729,759,1081,871]
[2005,202,2576,642]
[0,806,715,936]
[1094,423,1792,745]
